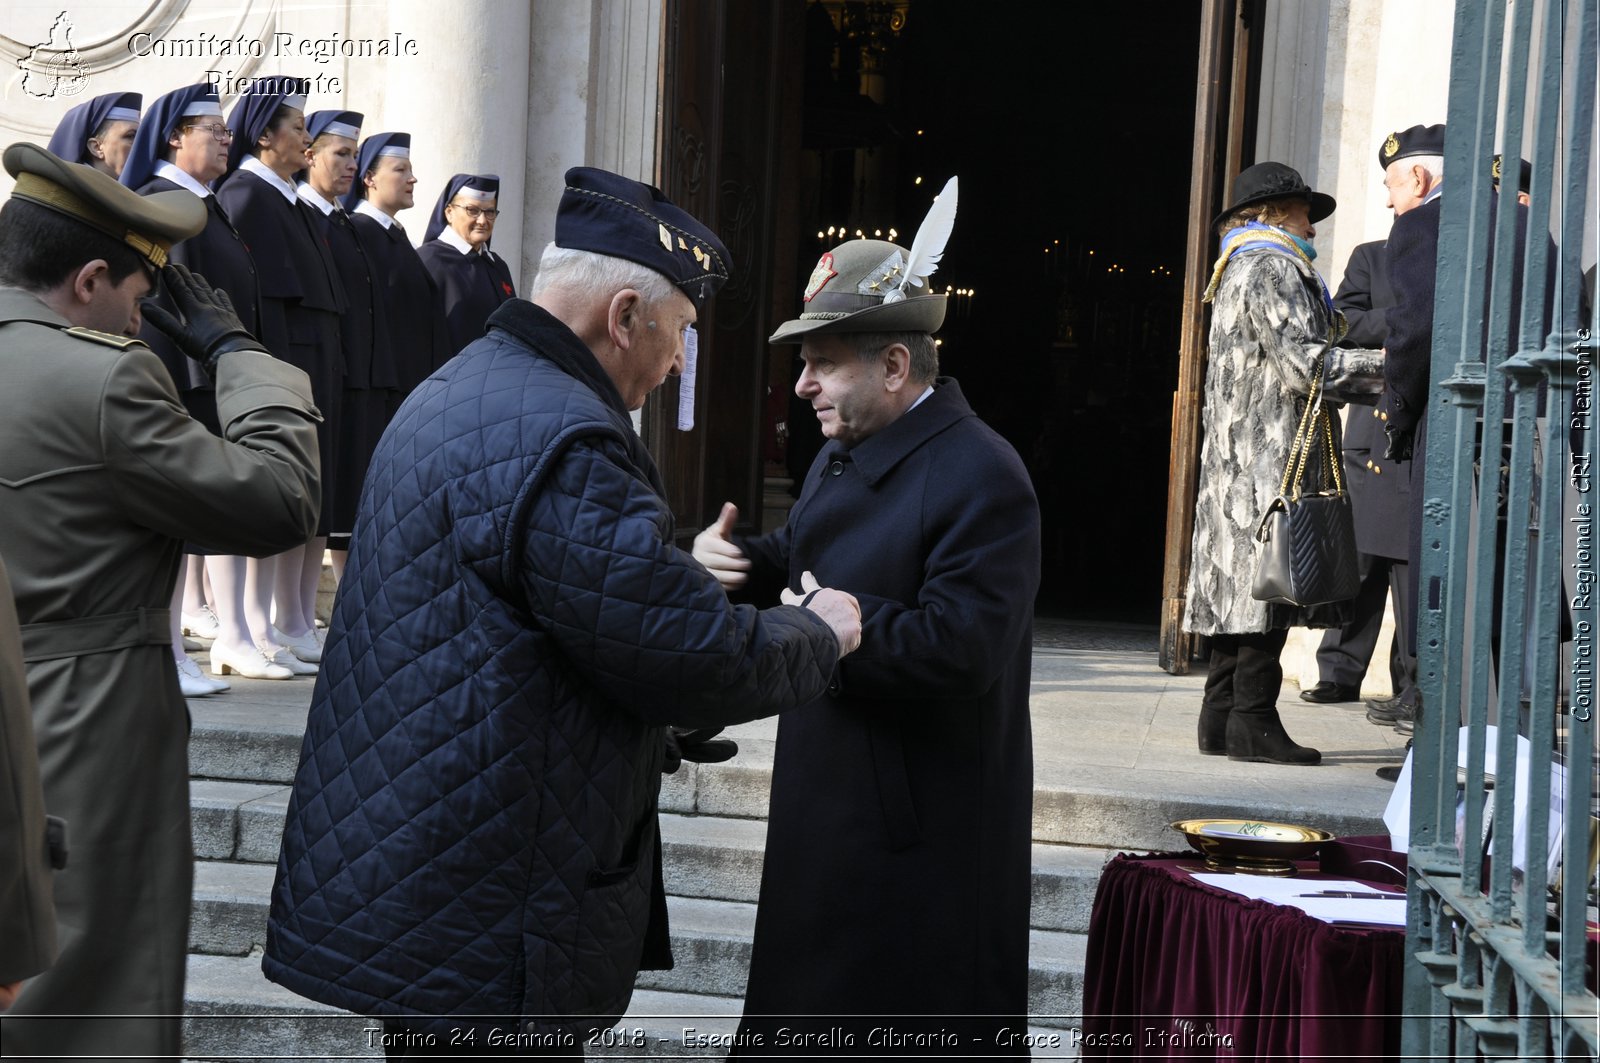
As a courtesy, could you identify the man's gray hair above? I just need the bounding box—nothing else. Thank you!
[853,331,939,385]
[529,242,678,306]
[1398,154,1444,180]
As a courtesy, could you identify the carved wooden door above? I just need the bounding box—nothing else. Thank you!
[650,0,805,541]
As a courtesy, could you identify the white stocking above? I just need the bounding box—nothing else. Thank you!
[205,555,254,648]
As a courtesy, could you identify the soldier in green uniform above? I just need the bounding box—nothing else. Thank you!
[0,143,322,1061]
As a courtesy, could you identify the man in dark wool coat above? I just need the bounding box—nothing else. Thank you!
[696,179,1042,1057]
[263,167,862,1058]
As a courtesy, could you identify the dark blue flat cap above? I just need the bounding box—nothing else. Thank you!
[342,131,410,210]
[425,173,499,242]
[1378,124,1446,169]
[48,92,141,165]
[120,83,221,189]
[556,166,730,304]
[225,76,310,175]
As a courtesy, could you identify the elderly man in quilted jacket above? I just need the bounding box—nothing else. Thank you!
[264,167,860,1056]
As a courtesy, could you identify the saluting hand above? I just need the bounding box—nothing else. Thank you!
[692,501,752,589]
[141,262,264,377]
[782,570,862,657]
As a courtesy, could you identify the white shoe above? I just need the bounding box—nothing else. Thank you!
[270,625,323,663]
[259,641,319,676]
[209,639,293,680]
[176,655,220,697]
[182,635,206,652]
[182,605,221,641]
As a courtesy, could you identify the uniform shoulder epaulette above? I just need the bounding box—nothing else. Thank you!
[62,326,147,351]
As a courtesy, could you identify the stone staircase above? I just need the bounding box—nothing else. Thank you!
[178,627,1404,1060]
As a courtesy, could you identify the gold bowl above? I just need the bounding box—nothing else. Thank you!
[1172,818,1335,876]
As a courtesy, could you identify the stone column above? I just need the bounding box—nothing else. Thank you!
[522,0,662,284]
[382,0,531,285]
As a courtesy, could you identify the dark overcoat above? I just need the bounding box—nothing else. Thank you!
[731,379,1040,1054]
[1335,239,1409,560]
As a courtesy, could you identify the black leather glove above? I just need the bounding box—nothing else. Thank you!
[662,726,739,775]
[141,262,263,379]
[1383,422,1415,462]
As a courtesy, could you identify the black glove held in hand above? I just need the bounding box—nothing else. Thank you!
[1383,423,1415,463]
[141,263,263,379]
[662,726,739,775]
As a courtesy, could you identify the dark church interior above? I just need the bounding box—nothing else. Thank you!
[771,1,1204,622]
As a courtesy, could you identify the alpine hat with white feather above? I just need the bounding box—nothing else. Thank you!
[769,176,957,344]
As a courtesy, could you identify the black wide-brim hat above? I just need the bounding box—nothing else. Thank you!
[1210,161,1335,230]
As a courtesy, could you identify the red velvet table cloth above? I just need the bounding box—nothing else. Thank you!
[1081,853,1405,1061]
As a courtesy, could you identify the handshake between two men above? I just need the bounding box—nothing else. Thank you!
[693,501,862,657]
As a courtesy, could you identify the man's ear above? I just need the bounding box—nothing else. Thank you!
[70,260,113,306]
[881,342,913,393]
[607,288,643,351]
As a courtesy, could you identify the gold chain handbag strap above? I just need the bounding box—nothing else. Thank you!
[1279,352,1328,499]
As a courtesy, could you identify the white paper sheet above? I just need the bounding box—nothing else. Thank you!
[676,325,698,431]
[1189,873,1406,926]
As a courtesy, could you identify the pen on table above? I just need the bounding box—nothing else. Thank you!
[1297,890,1404,899]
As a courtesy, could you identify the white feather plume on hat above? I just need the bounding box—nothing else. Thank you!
[882,176,957,304]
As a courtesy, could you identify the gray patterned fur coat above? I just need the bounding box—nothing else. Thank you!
[1184,248,1341,636]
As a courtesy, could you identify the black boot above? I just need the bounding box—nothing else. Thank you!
[1199,637,1239,756]
[1225,629,1320,765]
[1198,707,1228,755]
[1225,709,1322,765]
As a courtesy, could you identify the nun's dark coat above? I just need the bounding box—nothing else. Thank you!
[730,378,1039,1054]
[134,177,261,430]
[349,211,450,402]
[311,203,392,537]
[417,239,515,359]
[216,168,346,532]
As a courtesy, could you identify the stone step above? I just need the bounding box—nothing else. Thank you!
[183,958,1080,1061]
[187,873,1088,1033]
[183,956,744,1061]
[190,735,1389,863]
[191,807,1114,933]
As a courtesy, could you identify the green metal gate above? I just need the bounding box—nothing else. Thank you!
[1403,0,1599,1058]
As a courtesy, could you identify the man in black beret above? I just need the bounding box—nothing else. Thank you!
[264,166,862,1052]
[0,143,322,1059]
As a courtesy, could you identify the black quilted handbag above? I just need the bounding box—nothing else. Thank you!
[1251,356,1361,607]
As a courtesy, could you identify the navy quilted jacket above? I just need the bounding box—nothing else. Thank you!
[262,300,838,1035]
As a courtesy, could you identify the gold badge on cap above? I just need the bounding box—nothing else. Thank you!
[803,252,837,303]
[658,223,673,252]
[1491,155,1503,180]
[1383,131,1400,161]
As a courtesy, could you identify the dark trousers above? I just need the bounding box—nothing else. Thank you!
[381,1021,584,1060]
[1202,628,1290,716]
[1315,552,1419,704]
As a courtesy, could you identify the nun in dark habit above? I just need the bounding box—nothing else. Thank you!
[215,75,343,680]
[343,132,449,421]
[122,83,264,698]
[47,91,141,178]
[417,172,516,358]
[297,110,393,590]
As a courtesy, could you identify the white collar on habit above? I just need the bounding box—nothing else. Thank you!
[296,183,339,216]
[354,198,395,229]
[240,155,298,203]
[152,161,212,199]
[439,227,482,256]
